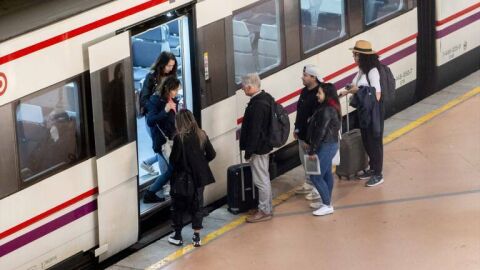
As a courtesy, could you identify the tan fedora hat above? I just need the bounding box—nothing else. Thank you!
[350,40,376,54]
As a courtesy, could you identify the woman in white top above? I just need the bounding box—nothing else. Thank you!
[339,40,384,187]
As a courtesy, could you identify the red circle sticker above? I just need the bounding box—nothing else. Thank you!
[0,72,7,96]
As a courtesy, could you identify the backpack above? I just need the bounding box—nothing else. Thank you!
[256,94,290,148]
[139,73,156,116]
[366,63,396,117]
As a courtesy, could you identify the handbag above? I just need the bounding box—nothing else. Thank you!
[171,140,195,197]
[156,124,173,158]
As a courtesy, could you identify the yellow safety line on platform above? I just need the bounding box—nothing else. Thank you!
[146,86,479,270]
[146,189,297,270]
[383,87,480,144]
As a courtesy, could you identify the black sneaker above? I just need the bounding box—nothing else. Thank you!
[358,170,375,180]
[192,233,201,247]
[365,175,384,187]
[168,234,183,246]
[143,191,165,203]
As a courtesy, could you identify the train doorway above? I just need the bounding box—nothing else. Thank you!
[130,14,194,218]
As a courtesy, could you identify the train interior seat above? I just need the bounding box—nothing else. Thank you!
[233,20,257,82]
[257,24,280,72]
[317,12,341,43]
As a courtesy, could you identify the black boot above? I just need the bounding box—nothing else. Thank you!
[143,190,165,203]
[192,232,201,247]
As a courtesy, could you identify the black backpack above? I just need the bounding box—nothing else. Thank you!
[367,63,396,116]
[257,94,290,148]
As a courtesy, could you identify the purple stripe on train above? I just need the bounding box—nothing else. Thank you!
[0,200,97,257]
[235,43,418,140]
[437,11,480,39]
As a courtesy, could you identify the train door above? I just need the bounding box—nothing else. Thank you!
[87,32,139,261]
[130,15,194,217]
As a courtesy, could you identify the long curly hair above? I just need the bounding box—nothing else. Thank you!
[358,53,380,75]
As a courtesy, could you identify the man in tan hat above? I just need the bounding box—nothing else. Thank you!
[339,40,385,187]
[294,64,322,200]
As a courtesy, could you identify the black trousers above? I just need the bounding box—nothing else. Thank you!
[360,104,384,177]
[171,187,204,232]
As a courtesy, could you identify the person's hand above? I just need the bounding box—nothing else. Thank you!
[348,84,359,94]
[338,89,349,97]
[303,143,310,150]
[165,102,175,112]
[308,154,317,160]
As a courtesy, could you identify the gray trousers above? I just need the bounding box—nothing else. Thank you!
[249,154,272,214]
[298,139,313,185]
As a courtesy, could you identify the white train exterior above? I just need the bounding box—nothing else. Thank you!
[0,0,477,269]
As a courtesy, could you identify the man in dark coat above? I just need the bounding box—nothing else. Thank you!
[293,65,322,200]
[239,73,273,223]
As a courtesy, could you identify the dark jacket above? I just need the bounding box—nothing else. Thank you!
[239,90,273,159]
[139,72,158,116]
[294,85,320,140]
[146,94,178,153]
[169,132,216,188]
[306,105,341,155]
[350,86,383,138]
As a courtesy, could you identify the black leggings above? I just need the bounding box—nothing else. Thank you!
[171,187,204,232]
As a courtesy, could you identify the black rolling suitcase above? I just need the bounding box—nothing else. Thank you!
[336,96,368,179]
[227,163,259,214]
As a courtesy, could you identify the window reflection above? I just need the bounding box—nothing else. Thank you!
[364,0,405,25]
[300,0,346,53]
[16,82,83,181]
[232,0,281,83]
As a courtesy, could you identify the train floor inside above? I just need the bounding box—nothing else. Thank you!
[109,70,480,270]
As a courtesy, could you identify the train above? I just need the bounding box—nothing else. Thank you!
[0,0,478,269]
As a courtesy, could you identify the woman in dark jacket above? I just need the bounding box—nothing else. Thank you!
[139,51,177,176]
[305,83,341,217]
[168,109,216,247]
[143,76,180,203]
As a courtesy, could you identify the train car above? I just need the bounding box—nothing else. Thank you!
[0,0,477,269]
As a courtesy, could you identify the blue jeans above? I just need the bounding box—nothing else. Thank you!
[148,152,172,193]
[310,143,339,206]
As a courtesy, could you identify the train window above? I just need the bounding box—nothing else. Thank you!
[300,0,346,53]
[364,0,405,25]
[15,79,86,182]
[0,104,19,198]
[232,0,282,83]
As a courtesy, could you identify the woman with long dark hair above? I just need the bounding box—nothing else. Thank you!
[143,76,180,203]
[139,51,178,176]
[340,40,384,187]
[305,83,341,216]
[167,109,216,247]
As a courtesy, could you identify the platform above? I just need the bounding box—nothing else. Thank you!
[108,70,479,270]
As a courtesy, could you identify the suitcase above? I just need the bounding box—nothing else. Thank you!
[336,94,368,179]
[336,129,368,179]
[227,163,259,214]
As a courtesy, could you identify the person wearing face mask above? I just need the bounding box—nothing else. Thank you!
[144,76,180,203]
[305,83,341,216]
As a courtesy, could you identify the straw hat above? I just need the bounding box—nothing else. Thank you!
[350,40,376,54]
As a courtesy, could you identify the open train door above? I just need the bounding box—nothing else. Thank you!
[88,31,138,261]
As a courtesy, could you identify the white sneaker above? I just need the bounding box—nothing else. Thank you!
[295,183,313,194]
[163,184,171,196]
[140,162,159,175]
[309,202,323,209]
[313,205,334,216]
[305,190,320,200]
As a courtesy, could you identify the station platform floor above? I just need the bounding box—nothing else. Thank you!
[108,71,480,270]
